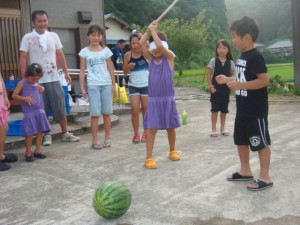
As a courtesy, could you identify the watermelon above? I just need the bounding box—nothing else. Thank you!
[93,181,132,219]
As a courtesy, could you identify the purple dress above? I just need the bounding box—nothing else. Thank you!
[144,56,180,130]
[0,83,9,126]
[21,79,51,136]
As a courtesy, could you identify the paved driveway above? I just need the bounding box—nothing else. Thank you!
[0,87,300,225]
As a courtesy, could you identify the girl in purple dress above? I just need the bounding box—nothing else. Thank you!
[12,63,50,162]
[0,72,18,171]
[140,21,181,169]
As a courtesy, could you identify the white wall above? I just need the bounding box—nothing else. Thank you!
[105,19,132,43]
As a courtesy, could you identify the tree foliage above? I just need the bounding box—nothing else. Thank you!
[104,0,229,71]
[104,0,228,34]
[158,12,211,79]
[225,0,292,44]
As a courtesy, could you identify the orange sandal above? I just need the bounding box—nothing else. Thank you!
[144,158,157,169]
[169,150,180,161]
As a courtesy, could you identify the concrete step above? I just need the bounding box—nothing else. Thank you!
[4,103,131,150]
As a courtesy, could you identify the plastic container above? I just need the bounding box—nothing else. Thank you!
[4,80,19,90]
[182,110,187,125]
[7,120,23,136]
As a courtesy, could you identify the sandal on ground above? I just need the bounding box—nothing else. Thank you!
[169,150,180,161]
[91,143,103,150]
[0,162,11,171]
[145,158,157,169]
[227,172,254,181]
[25,152,34,162]
[141,133,147,143]
[1,153,18,163]
[221,130,230,136]
[247,179,273,191]
[210,131,218,137]
[103,140,111,148]
[132,135,140,144]
[33,151,47,159]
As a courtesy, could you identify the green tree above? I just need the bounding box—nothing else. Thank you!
[104,0,174,27]
[158,12,211,82]
[225,0,292,43]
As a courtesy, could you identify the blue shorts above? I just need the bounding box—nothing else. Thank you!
[88,85,113,116]
[128,86,148,96]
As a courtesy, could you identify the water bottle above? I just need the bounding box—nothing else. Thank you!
[182,110,187,125]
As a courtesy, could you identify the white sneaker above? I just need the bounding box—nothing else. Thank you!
[61,132,80,142]
[43,134,52,146]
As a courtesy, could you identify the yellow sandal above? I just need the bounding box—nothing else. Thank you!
[145,158,157,169]
[169,150,180,161]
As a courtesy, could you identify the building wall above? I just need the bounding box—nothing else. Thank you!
[105,19,132,45]
[23,0,104,49]
[20,0,104,93]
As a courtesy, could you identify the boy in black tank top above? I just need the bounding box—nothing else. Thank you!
[216,16,273,191]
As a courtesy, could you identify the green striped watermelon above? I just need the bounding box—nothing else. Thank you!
[93,181,132,219]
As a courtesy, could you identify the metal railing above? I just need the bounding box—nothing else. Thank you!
[57,69,127,105]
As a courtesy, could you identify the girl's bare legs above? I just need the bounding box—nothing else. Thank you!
[146,129,157,159]
[34,132,43,153]
[91,116,100,144]
[167,128,176,152]
[167,128,180,161]
[220,112,226,132]
[25,136,33,156]
[102,114,111,141]
[140,95,149,135]
[0,124,8,161]
[211,112,218,132]
[130,95,141,136]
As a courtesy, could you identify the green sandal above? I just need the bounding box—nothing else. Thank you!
[92,143,103,150]
[103,140,111,148]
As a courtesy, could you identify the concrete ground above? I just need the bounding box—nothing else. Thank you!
[0,87,300,225]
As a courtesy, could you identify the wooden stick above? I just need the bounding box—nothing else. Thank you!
[156,0,180,22]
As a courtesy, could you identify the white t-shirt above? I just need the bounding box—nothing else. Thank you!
[19,31,63,83]
[78,47,113,86]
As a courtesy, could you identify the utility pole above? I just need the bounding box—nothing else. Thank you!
[292,0,300,87]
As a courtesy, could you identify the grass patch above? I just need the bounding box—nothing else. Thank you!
[174,63,294,88]
[267,63,293,82]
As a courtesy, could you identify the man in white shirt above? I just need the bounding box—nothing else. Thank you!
[19,10,80,145]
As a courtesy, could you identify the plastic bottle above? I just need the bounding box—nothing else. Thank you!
[182,110,187,125]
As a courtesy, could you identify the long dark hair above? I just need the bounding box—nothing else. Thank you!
[149,31,167,43]
[87,24,105,47]
[215,39,234,61]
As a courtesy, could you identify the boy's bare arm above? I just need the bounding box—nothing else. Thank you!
[227,73,269,90]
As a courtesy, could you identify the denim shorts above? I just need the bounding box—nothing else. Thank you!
[128,86,148,96]
[88,85,112,116]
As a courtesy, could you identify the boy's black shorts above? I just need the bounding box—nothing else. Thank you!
[211,102,229,113]
[234,116,271,151]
